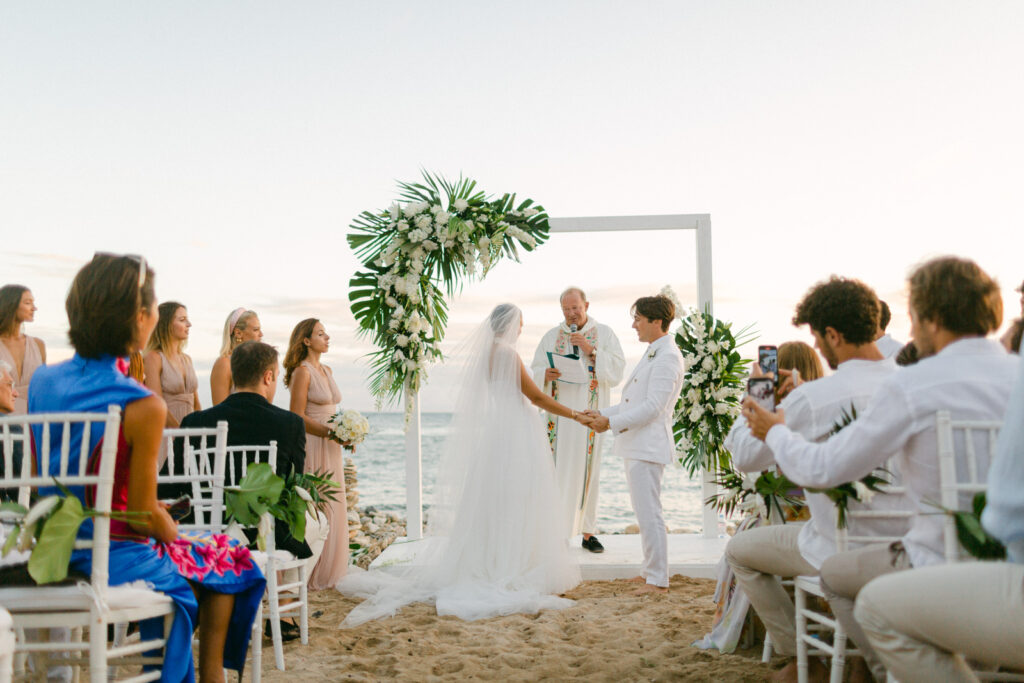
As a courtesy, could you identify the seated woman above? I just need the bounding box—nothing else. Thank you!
[28,253,265,683]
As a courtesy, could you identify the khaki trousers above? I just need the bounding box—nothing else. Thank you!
[818,542,912,682]
[855,562,1024,683]
[724,523,815,656]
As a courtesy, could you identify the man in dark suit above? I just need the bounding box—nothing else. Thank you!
[169,341,315,561]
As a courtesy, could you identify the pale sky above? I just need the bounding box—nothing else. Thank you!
[2,2,1022,411]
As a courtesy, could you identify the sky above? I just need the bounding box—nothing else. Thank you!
[2,1,1022,412]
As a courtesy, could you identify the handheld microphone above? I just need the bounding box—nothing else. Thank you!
[570,323,578,357]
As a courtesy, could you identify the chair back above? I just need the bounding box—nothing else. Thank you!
[0,407,121,595]
[835,456,914,552]
[196,441,279,551]
[157,422,228,532]
[936,410,1002,562]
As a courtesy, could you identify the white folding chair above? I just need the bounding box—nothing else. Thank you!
[0,607,14,683]
[793,462,912,683]
[154,424,266,682]
[934,411,1024,682]
[0,408,176,683]
[206,442,309,672]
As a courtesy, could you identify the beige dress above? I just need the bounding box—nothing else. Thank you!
[0,335,44,415]
[298,360,349,589]
[159,352,198,424]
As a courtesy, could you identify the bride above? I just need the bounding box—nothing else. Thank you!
[338,303,588,625]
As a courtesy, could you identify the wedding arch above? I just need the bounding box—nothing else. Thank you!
[347,175,716,539]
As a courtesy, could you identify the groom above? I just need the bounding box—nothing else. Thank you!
[587,295,685,594]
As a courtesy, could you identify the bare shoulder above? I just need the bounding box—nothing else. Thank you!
[125,394,166,423]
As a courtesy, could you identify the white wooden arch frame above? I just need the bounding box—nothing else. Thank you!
[403,213,718,540]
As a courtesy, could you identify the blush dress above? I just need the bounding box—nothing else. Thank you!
[0,335,44,415]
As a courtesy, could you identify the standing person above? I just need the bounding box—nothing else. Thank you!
[29,253,265,683]
[586,295,686,595]
[143,301,200,427]
[530,287,625,553]
[210,308,262,405]
[874,300,903,359]
[338,304,584,625]
[284,318,348,590]
[0,285,46,414]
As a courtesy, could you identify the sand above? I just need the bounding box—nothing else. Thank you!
[258,575,776,682]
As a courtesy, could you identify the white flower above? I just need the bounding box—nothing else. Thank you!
[415,215,432,231]
[385,296,398,308]
[402,203,417,218]
[393,350,405,362]
[405,359,418,371]
[741,472,759,490]
[523,207,539,217]
[388,319,400,330]
[688,404,705,422]
[408,228,426,243]
[453,198,468,212]
[257,514,274,548]
[853,481,875,503]
[294,486,313,502]
[389,202,403,221]
[423,240,438,251]
[715,403,729,415]
[707,340,721,353]
[702,356,715,372]
[691,371,707,385]
[397,220,410,232]
[395,334,409,347]
[434,211,450,225]
[723,487,741,504]
[478,236,491,251]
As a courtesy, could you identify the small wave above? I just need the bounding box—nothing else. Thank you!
[372,427,452,438]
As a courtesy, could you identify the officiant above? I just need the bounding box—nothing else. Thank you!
[530,287,625,553]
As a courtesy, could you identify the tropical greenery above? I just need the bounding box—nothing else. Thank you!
[348,171,550,413]
[225,464,340,547]
[706,467,804,523]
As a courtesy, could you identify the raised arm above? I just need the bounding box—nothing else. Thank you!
[519,358,587,424]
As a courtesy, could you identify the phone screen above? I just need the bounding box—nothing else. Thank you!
[758,345,778,378]
[747,377,776,413]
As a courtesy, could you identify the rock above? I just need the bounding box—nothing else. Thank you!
[623,524,640,534]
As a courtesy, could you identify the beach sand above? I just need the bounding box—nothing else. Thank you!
[259,575,775,681]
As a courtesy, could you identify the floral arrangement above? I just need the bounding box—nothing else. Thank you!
[664,286,755,475]
[327,409,370,451]
[707,466,804,524]
[348,171,550,415]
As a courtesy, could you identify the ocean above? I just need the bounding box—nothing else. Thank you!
[355,412,708,534]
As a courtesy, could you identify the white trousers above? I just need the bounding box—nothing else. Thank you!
[625,458,668,587]
[855,562,1024,683]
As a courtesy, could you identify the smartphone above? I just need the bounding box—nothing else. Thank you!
[747,377,776,413]
[758,345,779,379]
[163,495,192,521]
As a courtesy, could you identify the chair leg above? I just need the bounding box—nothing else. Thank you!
[266,566,285,671]
[830,621,847,683]
[795,586,809,683]
[89,615,108,683]
[762,632,773,663]
[299,564,309,646]
[251,601,262,682]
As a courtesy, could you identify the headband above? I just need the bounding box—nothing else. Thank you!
[228,307,248,333]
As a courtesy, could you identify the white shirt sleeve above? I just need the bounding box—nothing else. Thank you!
[982,352,1024,563]
[726,387,811,473]
[766,379,912,488]
[607,354,683,434]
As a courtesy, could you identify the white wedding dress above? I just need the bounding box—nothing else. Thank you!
[337,304,581,626]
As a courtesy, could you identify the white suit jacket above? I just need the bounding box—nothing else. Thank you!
[603,334,685,465]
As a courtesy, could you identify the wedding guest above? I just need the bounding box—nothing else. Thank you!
[895,340,919,366]
[586,296,685,595]
[0,360,22,502]
[744,256,1018,682]
[529,287,625,552]
[143,301,200,427]
[0,285,46,414]
[1001,318,1022,354]
[180,340,324,640]
[775,340,823,403]
[874,300,903,359]
[29,253,265,682]
[724,277,908,682]
[853,339,1024,681]
[284,318,349,590]
[211,308,262,405]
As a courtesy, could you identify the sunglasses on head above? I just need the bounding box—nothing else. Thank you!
[93,252,147,289]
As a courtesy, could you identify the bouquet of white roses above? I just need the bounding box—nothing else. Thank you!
[327,409,370,451]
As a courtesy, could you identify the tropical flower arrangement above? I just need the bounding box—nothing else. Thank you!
[348,171,550,416]
[933,492,1006,560]
[327,408,370,451]
[664,286,755,476]
[707,466,804,524]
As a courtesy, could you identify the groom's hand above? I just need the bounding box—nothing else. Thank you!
[583,410,610,433]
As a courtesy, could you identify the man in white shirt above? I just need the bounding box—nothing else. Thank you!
[745,256,1018,682]
[853,332,1024,681]
[724,277,909,682]
[874,300,903,359]
[530,287,625,552]
[587,295,685,594]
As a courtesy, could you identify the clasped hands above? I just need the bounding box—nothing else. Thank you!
[574,409,610,433]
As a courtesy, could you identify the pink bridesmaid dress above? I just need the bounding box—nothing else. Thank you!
[0,335,43,415]
[299,360,349,589]
[158,352,198,424]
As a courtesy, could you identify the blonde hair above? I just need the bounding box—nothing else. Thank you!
[219,308,258,357]
[778,341,824,382]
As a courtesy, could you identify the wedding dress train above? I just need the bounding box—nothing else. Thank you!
[337,304,580,626]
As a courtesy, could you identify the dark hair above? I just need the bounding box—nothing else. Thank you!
[792,276,879,345]
[908,257,1002,336]
[895,341,919,367]
[146,301,186,354]
[231,341,278,388]
[283,318,319,387]
[778,341,824,382]
[632,296,675,332]
[0,285,30,337]
[878,300,892,331]
[67,254,156,358]
[1006,319,1023,355]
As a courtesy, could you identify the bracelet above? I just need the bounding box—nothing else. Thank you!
[571,410,577,420]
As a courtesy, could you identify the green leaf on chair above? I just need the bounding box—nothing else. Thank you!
[225,463,285,526]
[27,496,88,584]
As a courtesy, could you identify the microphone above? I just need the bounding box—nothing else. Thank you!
[570,323,578,357]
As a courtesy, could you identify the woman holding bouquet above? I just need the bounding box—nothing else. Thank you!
[284,318,349,589]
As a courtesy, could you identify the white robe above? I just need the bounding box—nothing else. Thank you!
[530,317,625,535]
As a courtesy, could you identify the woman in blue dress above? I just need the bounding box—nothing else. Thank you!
[29,253,265,682]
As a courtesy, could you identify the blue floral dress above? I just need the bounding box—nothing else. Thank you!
[29,354,266,682]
